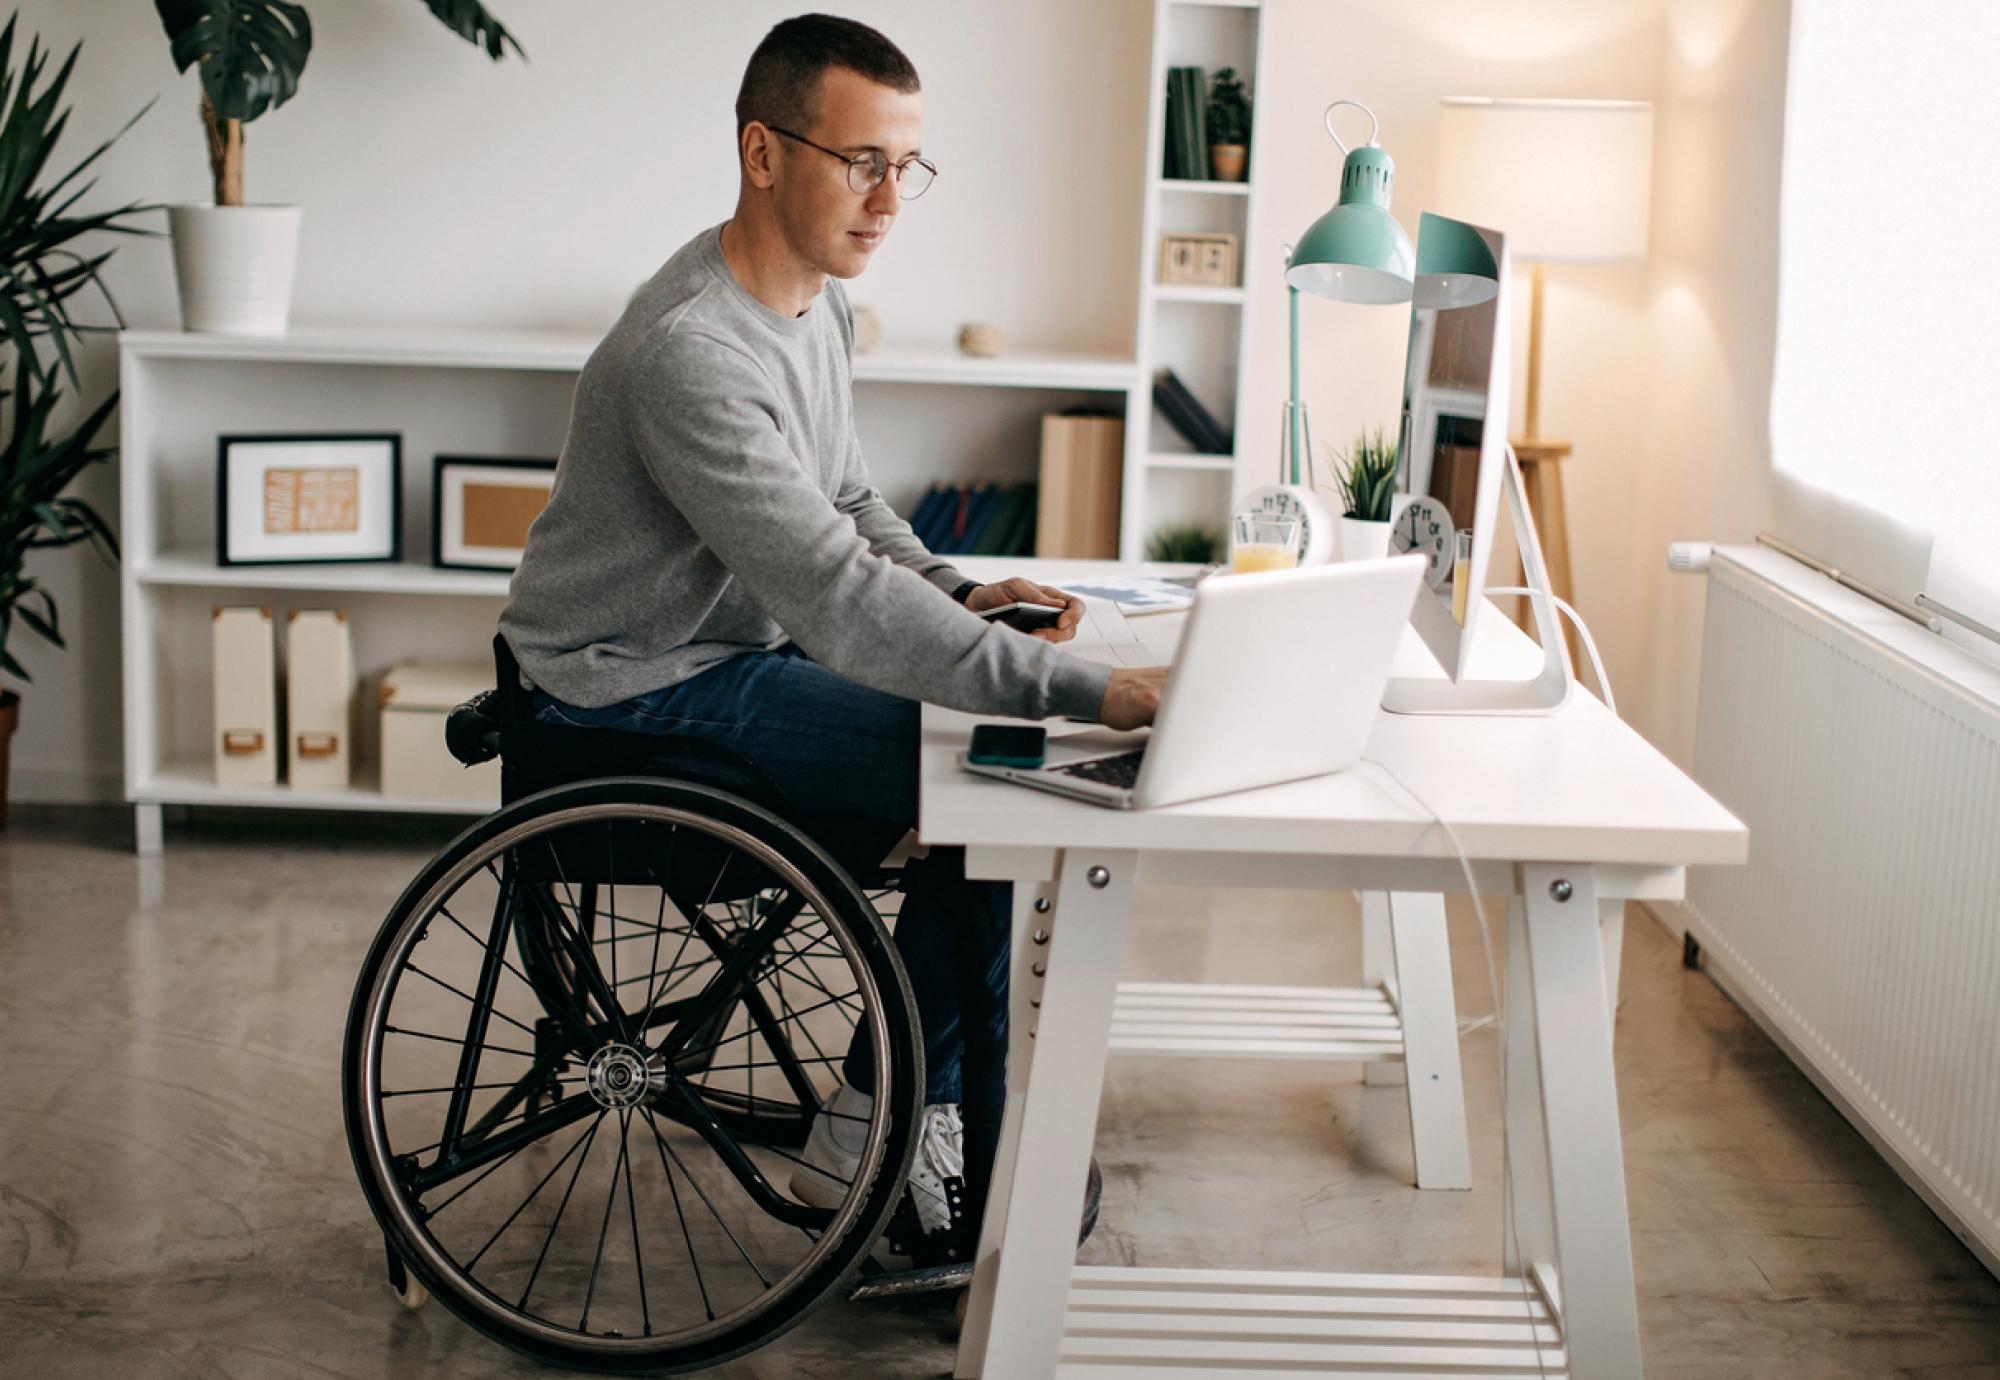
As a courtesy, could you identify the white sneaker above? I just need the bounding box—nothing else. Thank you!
[789,1087,966,1240]
[905,1103,965,1237]
[791,1082,871,1209]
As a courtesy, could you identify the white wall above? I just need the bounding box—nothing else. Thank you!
[1241,0,1672,747]
[16,0,1836,803]
[11,0,1151,799]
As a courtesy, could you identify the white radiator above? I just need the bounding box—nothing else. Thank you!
[1683,546,2000,1276]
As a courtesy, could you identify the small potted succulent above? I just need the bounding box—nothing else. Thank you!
[1333,428,1399,561]
[1206,67,1251,182]
[1146,521,1221,565]
[152,0,525,334]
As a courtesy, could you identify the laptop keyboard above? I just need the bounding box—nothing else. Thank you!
[1052,748,1146,790]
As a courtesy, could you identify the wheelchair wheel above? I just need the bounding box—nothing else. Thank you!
[343,777,922,1374]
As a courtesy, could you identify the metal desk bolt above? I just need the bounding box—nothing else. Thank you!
[1549,879,1573,903]
[1087,866,1111,889]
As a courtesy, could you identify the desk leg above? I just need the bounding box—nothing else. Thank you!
[957,849,1137,1380]
[1509,863,1643,1377]
[1359,893,1404,1088]
[957,878,1051,1373]
[1601,898,1626,1021]
[1386,892,1471,1190]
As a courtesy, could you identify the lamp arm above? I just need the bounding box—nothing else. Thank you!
[1288,281,1303,485]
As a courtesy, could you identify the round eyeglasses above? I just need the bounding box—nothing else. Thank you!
[768,126,937,200]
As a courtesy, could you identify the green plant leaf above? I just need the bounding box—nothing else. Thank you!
[417,0,527,61]
[153,0,313,125]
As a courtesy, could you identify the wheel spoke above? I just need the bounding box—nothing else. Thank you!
[518,1110,607,1311]
[639,1106,771,1289]
[464,1109,602,1271]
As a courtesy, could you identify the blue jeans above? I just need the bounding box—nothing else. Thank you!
[529,644,1009,1200]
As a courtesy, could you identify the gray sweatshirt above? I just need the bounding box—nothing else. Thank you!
[500,223,1113,721]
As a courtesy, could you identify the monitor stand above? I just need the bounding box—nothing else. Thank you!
[1382,447,1574,717]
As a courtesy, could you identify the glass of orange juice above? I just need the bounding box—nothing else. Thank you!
[1230,513,1301,574]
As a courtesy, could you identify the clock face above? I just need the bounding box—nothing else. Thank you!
[1390,495,1454,588]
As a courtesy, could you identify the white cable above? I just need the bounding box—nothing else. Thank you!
[1486,586,1617,716]
[1357,754,1551,1380]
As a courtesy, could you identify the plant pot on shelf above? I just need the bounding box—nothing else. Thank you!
[168,204,302,335]
[0,690,18,830]
[1210,144,1248,182]
[1339,515,1391,562]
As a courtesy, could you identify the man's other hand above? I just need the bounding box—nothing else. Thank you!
[963,578,1084,643]
[1098,666,1167,731]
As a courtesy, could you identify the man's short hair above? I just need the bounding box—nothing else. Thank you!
[735,14,920,136]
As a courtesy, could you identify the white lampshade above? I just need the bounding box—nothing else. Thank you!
[1435,98,1654,263]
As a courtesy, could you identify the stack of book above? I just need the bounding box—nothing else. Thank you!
[1152,368,1232,455]
[907,481,1039,556]
[1162,67,1211,181]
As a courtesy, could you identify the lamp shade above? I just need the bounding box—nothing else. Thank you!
[1286,141,1414,304]
[1436,98,1654,263]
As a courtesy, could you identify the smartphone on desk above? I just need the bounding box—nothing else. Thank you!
[967,724,1048,768]
[977,601,1065,633]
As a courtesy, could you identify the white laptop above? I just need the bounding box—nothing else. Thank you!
[961,555,1426,810]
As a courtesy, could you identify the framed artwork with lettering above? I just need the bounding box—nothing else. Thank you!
[217,433,402,566]
[431,455,557,571]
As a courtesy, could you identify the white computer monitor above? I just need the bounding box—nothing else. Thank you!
[1386,212,1572,715]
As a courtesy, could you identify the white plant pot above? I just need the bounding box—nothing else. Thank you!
[168,204,302,335]
[1340,516,1392,562]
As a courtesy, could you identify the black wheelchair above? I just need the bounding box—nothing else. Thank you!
[342,637,1096,1374]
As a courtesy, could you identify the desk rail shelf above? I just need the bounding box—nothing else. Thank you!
[1110,981,1405,1062]
[1056,1266,1566,1377]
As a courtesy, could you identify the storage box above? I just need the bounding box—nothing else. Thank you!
[1036,414,1124,558]
[379,661,499,804]
[212,605,277,786]
[287,609,354,789]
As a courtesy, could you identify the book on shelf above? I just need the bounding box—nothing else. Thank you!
[1152,368,1232,455]
[1036,412,1124,559]
[1162,67,1212,181]
[903,480,1041,557]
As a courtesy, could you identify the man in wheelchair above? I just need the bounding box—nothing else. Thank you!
[498,14,1166,1267]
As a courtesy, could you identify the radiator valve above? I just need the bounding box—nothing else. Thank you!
[1667,541,1713,574]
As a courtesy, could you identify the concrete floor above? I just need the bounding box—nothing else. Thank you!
[2,803,1997,1379]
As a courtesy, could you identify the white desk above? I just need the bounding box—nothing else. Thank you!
[927,562,1747,1378]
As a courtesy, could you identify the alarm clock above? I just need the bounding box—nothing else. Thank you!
[1389,494,1454,589]
[1234,484,1338,566]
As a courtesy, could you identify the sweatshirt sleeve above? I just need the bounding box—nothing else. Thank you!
[625,328,1111,721]
[834,422,968,597]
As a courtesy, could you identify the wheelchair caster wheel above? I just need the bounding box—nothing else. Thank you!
[398,1277,429,1311]
[384,1244,428,1311]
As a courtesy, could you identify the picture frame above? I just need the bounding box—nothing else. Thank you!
[217,433,402,566]
[1159,231,1241,288]
[431,454,558,572]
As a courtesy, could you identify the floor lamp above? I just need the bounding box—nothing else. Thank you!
[1435,98,1654,668]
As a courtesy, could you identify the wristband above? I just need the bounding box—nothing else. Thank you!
[950,579,980,605]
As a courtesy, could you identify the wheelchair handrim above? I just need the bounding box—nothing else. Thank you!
[355,795,901,1361]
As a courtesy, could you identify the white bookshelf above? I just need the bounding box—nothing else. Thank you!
[116,329,1141,852]
[1124,0,1271,561]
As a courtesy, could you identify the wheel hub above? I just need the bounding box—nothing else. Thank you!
[585,1043,665,1109]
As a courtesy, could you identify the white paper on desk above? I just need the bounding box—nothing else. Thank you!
[1077,598,1156,667]
[1056,575,1196,615]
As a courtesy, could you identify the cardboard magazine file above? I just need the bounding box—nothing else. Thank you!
[286,609,354,789]
[1036,414,1124,558]
[379,661,500,805]
[212,605,278,786]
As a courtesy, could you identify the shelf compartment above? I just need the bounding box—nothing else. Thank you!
[1149,284,1246,305]
[1111,981,1404,1061]
[135,553,511,597]
[136,760,495,814]
[1146,453,1234,471]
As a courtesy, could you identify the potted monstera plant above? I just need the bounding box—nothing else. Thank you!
[152,0,525,334]
[0,16,158,825]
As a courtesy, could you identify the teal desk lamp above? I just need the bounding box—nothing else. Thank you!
[1279,101,1414,486]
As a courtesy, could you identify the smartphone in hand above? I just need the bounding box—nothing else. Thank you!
[977,601,1064,633]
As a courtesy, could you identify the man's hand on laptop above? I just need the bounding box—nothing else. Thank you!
[1098,666,1168,730]
[964,578,1084,643]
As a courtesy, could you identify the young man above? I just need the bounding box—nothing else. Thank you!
[500,14,1165,1254]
